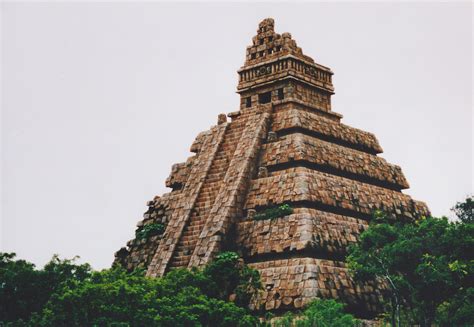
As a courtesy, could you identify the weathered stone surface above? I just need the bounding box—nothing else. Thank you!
[114,192,178,271]
[114,18,429,318]
[165,158,194,190]
[272,105,383,154]
[189,106,272,267]
[237,208,368,257]
[243,18,313,69]
[217,113,227,125]
[249,258,385,314]
[261,133,408,190]
[146,123,229,277]
[245,167,429,220]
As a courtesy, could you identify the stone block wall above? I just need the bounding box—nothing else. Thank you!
[114,193,177,271]
[292,81,331,112]
[248,258,384,314]
[237,208,368,258]
[261,133,409,190]
[245,167,429,220]
[272,105,383,154]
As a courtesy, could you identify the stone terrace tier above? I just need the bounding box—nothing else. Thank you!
[261,133,409,190]
[272,105,383,154]
[245,167,429,220]
[237,208,368,258]
[248,258,385,316]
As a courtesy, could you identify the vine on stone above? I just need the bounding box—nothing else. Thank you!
[253,204,293,221]
[135,223,165,240]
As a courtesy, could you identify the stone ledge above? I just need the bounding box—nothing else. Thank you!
[272,106,383,154]
[245,167,429,220]
[248,257,384,315]
[237,208,368,258]
[261,133,409,190]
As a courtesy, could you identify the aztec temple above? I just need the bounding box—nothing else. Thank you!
[115,18,429,317]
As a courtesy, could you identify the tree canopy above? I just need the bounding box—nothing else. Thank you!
[0,253,92,324]
[272,299,359,327]
[1,252,260,326]
[452,196,473,224]
[347,196,474,327]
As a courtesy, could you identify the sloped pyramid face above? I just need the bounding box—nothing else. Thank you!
[114,18,429,316]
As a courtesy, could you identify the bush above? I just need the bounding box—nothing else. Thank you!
[1,252,260,326]
[436,287,474,326]
[203,252,261,308]
[135,222,165,240]
[452,195,473,224]
[0,253,91,324]
[347,206,474,327]
[273,299,359,327]
[253,204,293,221]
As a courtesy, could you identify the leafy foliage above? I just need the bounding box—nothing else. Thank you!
[203,252,261,308]
[0,253,92,324]
[253,204,293,221]
[1,251,260,326]
[29,268,257,327]
[347,202,474,327]
[452,195,473,224]
[272,299,359,327]
[135,222,165,240]
[436,287,474,326]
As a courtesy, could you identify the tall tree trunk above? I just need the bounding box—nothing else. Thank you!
[390,297,396,327]
[396,301,401,327]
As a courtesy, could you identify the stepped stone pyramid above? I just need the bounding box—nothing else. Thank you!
[114,18,429,316]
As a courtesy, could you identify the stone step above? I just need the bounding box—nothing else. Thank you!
[184,222,204,228]
[201,180,223,186]
[200,181,222,188]
[168,120,246,269]
[169,257,190,268]
[175,245,196,253]
[204,175,224,182]
[187,213,206,221]
[183,225,205,234]
[176,239,198,247]
[183,222,205,230]
[181,232,202,239]
[182,222,205,231]
[183,220,205,228]
[190,206,208,213]
[177,239,198,247]
[198,192,219,199]
[196,189,218,197]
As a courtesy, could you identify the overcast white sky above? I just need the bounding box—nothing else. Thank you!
[1,2,472,269]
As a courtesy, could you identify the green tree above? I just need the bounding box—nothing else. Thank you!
[347,208,473,327]
[273,299,359,327]
[0,253,91,324]
[1,251,260,326]
[202,251,261,307]
[452,195,473,224]
[436,287,474,326]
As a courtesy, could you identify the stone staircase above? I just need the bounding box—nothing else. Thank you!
[167,120,245,269]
